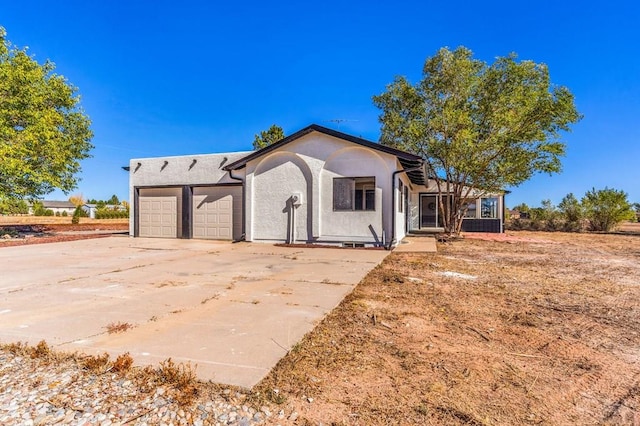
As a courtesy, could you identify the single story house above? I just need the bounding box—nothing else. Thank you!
[128,124,504,247]
[29,200,77,216]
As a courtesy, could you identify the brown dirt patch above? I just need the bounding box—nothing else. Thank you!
[462,231,559,243]
[0,216,129,226]
[0,220,129,248]
[257,231,640,425]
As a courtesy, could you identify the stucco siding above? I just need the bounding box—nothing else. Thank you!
[320,146,389,242]
[130,152,250,187]
[244,132,398,245]
[250,152,311,242]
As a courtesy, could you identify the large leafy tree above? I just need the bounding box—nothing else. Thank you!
[0,27,93,199]
[373,46,581,235]
[253,124,285,150]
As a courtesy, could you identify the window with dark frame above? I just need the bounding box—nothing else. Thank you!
[333,177,376,211]
[481,197,498,218]
[463,200,477,218]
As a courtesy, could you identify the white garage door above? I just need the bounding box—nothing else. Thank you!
[139,194,178,238]
[193,186,241,240]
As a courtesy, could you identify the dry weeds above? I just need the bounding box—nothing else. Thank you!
[257,230,640,425]
[0,341,201,407]
[105,321,134,334]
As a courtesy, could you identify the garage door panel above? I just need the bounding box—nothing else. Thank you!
[138,195,177,238]
[193,186,241,240]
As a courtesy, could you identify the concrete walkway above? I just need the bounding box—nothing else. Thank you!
[0,237,388,388]
[394,235,438,253]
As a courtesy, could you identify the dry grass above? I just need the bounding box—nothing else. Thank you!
[0,341,200,407]
[257,230,640,425]
[105,321,134,334]
[151,358,199,405]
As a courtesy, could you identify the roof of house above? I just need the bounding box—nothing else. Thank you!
[223,124,426,185]
[41,200,76,208]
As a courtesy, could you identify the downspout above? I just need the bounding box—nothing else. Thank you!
[501,192,505,234]
[387,162,425,250]
[291,200,296,244]
[228,168,246,241]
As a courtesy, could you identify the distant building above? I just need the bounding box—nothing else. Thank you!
[83,204,127,219]
[29,200,76,215]
[509,209,530,220]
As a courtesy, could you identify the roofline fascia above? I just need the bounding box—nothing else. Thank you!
[223,123,423,171]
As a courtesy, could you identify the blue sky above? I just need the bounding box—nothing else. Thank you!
[3,0,639,207]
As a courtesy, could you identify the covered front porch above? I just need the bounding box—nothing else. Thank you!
[406,192,504,234]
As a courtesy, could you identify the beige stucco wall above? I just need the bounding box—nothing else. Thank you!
[245,132,401,245]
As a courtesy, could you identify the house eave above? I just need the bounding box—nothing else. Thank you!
[223,124,422,167]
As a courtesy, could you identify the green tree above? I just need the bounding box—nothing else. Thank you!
[71,205,83,224]
[107,194,120,205]
[31,200,46,216]
[0,197,28,214]
[633,203,640,221]
[253,124,285,150]
[0,27,93,199]
[529,201,553,222]
[558,193,583,223]
[373,46,581,235]
[582,187,635,232]
[511,203,530,214]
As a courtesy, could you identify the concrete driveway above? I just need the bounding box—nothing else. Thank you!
[0,236,388,388]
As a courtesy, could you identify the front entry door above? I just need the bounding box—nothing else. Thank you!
[420,195,438,228]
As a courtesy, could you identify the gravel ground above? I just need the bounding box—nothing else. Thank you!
[0,347,292,426]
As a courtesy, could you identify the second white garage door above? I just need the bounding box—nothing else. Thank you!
[193,186,242,240]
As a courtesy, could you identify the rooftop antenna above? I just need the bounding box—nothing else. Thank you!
[327,119,359,129]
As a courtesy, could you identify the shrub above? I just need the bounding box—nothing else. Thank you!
[582,187,635,232]
[71,205,83,224]
[507,218,524,230]
[563,220,583,232]
[545,217,563,232]
[95,208,128,219]
[558,193,583,223]
[61,210,68,217]
[529,219,542,231]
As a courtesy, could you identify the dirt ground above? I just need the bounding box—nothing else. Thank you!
[256,230,640,425]
[0,218,128,247]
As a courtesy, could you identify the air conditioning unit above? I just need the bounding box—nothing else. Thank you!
[291,192,303,206]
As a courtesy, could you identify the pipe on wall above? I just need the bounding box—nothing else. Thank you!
[228,168,246,241]
[387,163,425,250]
